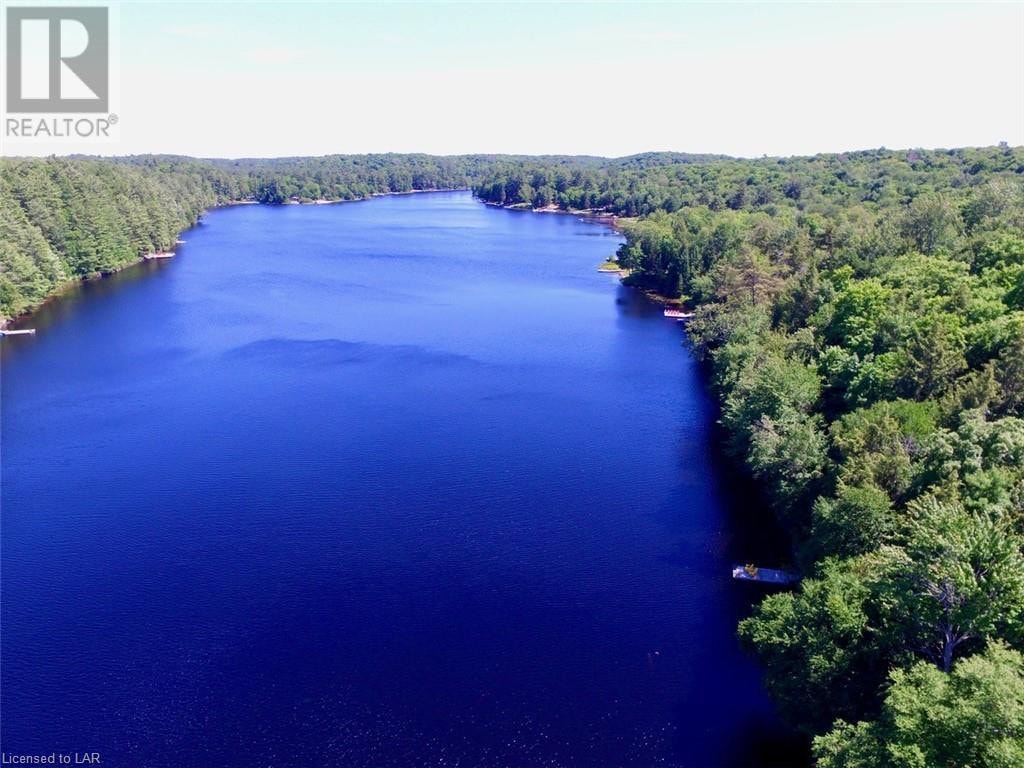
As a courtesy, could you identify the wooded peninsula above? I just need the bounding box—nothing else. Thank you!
[2,147,1022,766]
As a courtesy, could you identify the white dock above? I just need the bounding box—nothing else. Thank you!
[144,251,175,260]
[0,328,36,337]
[664,308,695,320]
[732,564,799,585]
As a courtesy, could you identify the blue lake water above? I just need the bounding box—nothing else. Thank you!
[1,192,798,766]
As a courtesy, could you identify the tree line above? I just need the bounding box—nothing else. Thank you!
[0,154,503,321]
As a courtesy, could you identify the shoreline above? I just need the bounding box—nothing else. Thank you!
[0,189,469,330]
[3,191,642,330]
[480,200,623,232]
[283,188,469,205]
[0,250,181,330]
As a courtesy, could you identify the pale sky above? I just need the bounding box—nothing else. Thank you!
[2,1,1023,158]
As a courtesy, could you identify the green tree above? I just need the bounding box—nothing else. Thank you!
[901,193,959,255]
[880,498,1024,672]
[809,485,894,560]
[902,314,968,399]
[814,643,1024,768]
[739,557,896,733]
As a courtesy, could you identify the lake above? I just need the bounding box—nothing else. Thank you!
[1,191,798,766]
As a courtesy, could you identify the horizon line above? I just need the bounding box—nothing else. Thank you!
[4,142,1020,164]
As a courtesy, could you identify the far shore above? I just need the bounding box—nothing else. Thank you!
[480,199,623,232]
[2,189,622,329]
[1,188,468,328]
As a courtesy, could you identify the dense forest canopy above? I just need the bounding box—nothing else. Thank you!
[2,146,1023,765]
[0,156,237,320]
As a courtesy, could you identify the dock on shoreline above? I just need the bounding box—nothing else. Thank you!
[664,308,695,321]
[732,564,799,585]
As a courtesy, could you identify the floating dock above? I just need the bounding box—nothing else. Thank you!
[144,251,175,260]
[732,564,799,585]
[0,328,36,337]
[664,309,695,320]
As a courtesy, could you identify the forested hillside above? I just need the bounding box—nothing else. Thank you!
[0,157,232,321]
[480,145,1024,766]
[202,154,494,203]
[0,154,499,321]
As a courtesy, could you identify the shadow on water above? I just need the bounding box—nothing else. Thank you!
[614,283,811,767]
[614,284,794,567]
[722,718,812,768]
[1,260,175,365]
[711,445,812,766]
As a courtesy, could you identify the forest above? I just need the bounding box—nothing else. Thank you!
[2,147,1022,765]
[0,154,509,320]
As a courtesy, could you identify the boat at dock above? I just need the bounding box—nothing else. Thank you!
[663,308,694,320]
